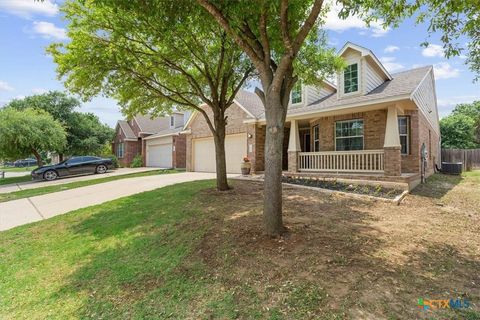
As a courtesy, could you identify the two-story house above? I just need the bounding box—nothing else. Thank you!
[183,42,440,189]
[112,112,190,168]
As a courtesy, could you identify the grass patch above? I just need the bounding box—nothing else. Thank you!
[0,173,479,319]
[0,166,37,172]
[0,175,32,186]
[0,169,180,203]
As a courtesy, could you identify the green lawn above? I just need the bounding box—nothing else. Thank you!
[0,175,32,186]
[0,166,37,172]
[0,169,180,203]
[1,175,478,319]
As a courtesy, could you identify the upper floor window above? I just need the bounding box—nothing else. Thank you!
[398,116,410,155]
[170,116,175,128]
[335,119,364,151]
[344,63,359,94]
[291,82,302,104]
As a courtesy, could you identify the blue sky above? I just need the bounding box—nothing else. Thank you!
[0,0,478,127]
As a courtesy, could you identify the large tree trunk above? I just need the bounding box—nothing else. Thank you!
[263,93,288,236]
[31,149,43,167]
[213,112,230,191]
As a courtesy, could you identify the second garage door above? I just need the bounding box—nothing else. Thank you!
[146,142,172,168]
[193,133,247,174]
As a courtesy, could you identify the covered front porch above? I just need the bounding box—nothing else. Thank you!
[285,104,414,179]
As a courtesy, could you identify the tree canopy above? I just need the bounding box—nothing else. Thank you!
[440,101,480,149]
[0,108,67,166]
[48,0,257,190]
[339,0,480,80]
[6,91,114,157]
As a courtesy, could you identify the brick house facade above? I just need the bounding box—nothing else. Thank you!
[184,42,441,189]
[112,113,189,168]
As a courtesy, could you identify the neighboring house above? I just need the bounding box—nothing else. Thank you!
[183,42,440,188]
[112,112,190,168]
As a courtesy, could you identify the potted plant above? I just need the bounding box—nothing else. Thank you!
[241,156,251,175]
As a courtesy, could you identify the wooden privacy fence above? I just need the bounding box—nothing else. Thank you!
[441,149,480,171]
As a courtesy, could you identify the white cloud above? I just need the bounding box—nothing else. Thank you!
[437,95,480,117]
[422,44,444,58]
[384,45,400,53]
[0,81,14,92]
[323,1,389,37]
[0,0,58,18]
[32,88,48,94]
[31,21,67,40]
[433,62,460,80]
[379,56,405,73]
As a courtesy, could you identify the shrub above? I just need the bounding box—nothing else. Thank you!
[107,155,119,168]
[130,154,143,168]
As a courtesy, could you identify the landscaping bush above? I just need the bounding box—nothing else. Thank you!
[130,154,143,168]
[108,155,119,168]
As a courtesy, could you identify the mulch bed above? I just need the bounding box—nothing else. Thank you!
[281,176,404,199]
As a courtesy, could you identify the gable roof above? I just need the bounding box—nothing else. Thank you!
[117,120,136,139]
[143,127,183,140]
[252,66,432,119]
[234,90,265,118]
[338,42,392,81]
[133,114,170,133]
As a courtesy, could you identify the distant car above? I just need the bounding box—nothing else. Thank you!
[14,158,38,167]
[31,156,113,181]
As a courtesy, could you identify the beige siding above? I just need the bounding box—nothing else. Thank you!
[364,59,385,93]
[411,70,440,136]
[337,49,362,99]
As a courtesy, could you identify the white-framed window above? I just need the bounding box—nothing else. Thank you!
[398,116,410,155]
[117,142,125,158]
[335,119,364,151]
[170,116,175,128]
[312,125,320,151]
[344,63,359,94]
[291,82,302,104]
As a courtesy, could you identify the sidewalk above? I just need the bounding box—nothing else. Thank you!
[0,172,218,231]
[0,167,161,194]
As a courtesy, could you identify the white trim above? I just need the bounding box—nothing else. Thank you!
[232,99,256,118]
[143,132,179,140]
[334,119,364,151]
[338,42,392,80]
[290,82,304,105]
[243,93,412,124]
[398,116,410,155]
[183,109,201,130]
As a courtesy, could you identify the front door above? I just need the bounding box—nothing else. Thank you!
[300,129,311,152]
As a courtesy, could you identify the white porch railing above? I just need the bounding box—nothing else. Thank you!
[298,150,385,173]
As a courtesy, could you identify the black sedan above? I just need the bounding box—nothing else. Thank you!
[31,156,114,181]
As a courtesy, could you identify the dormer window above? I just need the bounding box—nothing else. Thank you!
[170,116,175,128]
[291,82,302,104]
[344,63,358,94]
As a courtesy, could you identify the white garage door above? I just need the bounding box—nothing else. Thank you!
[146,143,172,168]
[193,133,247,174]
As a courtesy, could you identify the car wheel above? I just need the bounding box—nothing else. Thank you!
[43,170,58,181]
[96,164,107,174]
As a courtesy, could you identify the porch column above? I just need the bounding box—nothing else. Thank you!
[383,105,401,176]
[287,119,301,172]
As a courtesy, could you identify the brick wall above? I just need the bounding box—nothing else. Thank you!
[309,110,387,151]
[173,134,186,168]
[112,126,141,167]
[186,103,250,171]
[417,111,440,177]
[400,110,420,173]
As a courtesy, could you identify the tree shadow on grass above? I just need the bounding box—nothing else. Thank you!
[49,180,479,319]
[410,173,463,199]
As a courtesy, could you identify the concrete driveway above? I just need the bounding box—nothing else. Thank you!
[0,172,220,231]
[0,167,162,194]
